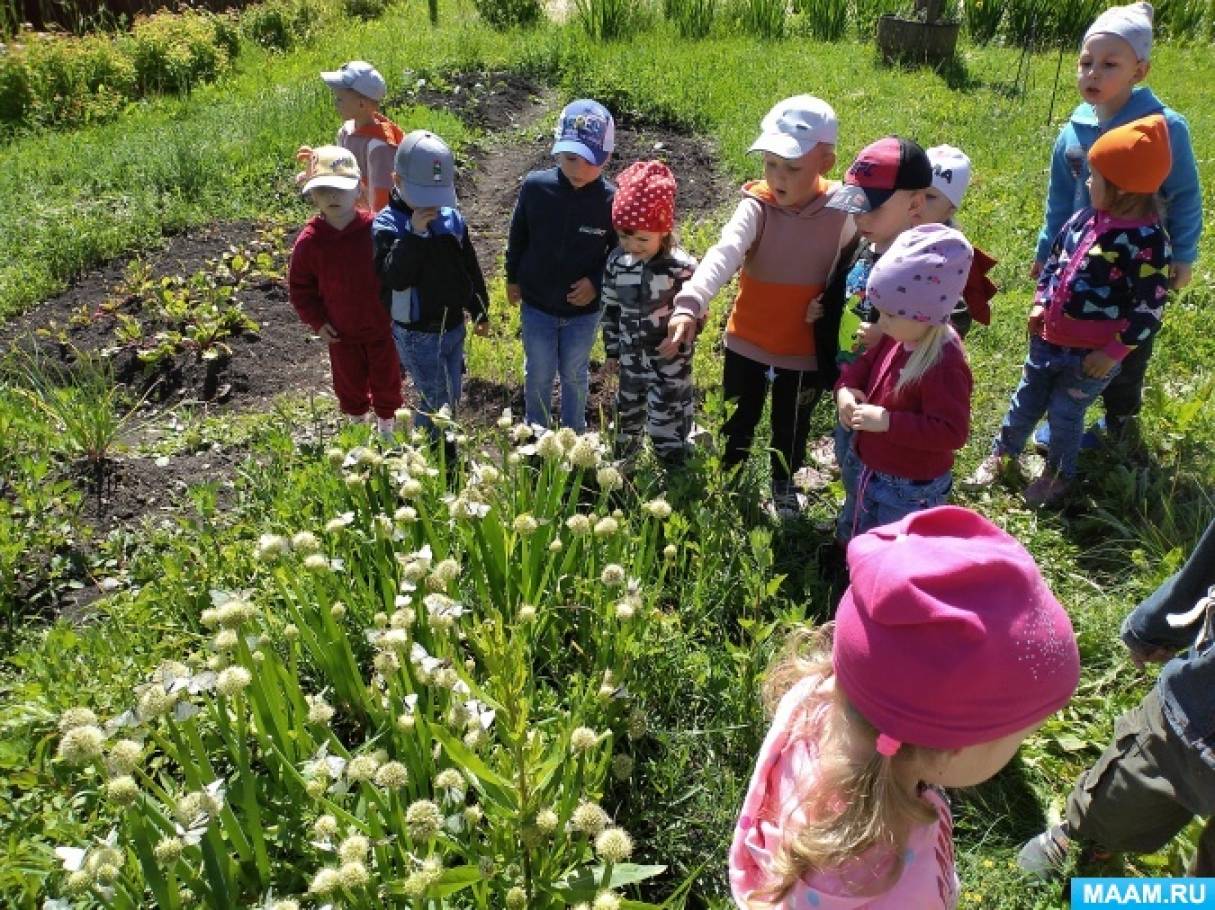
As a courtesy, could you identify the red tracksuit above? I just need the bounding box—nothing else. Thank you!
[288,210,402,419]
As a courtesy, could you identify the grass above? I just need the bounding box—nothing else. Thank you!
[0,3,1213,908]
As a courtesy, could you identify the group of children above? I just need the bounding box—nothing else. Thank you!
[285,2,1209,904]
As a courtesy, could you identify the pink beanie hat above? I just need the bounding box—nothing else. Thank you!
[833,506,1080,753]
[866,223,974,326]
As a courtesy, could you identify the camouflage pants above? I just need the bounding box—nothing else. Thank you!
[615,346,693,463]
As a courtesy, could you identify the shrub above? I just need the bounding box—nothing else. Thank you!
[473,0,544,29]
[242,0,317,50]
[964,0,1004,44]
[343,0,392,19]
[126,10,230,94]
[0,52,34,123]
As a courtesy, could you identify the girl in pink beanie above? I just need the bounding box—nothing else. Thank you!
[834,224,974,543]
[730,506,1080,909]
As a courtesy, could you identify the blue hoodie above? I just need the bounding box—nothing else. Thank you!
[1035,86,1203,266]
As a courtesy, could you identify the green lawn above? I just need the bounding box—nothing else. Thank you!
[1,3,1213,908]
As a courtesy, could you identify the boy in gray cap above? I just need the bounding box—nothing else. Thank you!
[372,130,490,454]
[1031,2,1202,451]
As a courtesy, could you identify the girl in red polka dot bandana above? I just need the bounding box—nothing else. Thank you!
[601,161,701,469]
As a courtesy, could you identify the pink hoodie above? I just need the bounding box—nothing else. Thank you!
[729,676,960,909]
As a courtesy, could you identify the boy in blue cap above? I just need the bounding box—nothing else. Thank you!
[505,99,617,432]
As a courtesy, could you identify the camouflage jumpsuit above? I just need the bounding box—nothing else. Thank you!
[602,246,699,463]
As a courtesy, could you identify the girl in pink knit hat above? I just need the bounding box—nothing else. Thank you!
[834,224,974,543]
[731,506,1081,909]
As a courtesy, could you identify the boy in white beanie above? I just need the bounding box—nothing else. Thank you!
[1032,2,1202,449]
[912,144,998,339]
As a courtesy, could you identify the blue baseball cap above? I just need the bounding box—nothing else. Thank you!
[551,99,615,166]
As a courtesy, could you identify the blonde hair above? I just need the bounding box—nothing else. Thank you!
[759,625,942,905]
[893,323,960,393]
[1098,181,1162,222]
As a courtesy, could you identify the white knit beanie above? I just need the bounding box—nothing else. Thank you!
[1084,2,1154,61]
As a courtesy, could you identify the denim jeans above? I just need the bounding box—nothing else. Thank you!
[521,303,601,432]
[995,336,1121,477]
[837,465,952,543]
[834,423,861,495]
[392,322,465,434]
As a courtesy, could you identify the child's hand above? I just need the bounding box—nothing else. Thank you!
[1082,350,1118,379]
[1029,261,1043,280]
[1170,262,1193,291]
[1127,643,1176,670]
[805,295,824,323]
[566,278,596,307]
[506,283,522,306]
[1027,305,1045,337]
[835,387,866,425]
[295,146,314,186]
[850,404,889,433]
[318,323,340,343]
[856,322,882,350]
[473,321,491,337]
[659,315,697,358]
[411,207,438,233]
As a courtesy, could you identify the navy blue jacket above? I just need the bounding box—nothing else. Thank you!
[504,167,616,319]
[1122,518,1215,768]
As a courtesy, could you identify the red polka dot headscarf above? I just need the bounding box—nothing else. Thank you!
[612,160,677,234]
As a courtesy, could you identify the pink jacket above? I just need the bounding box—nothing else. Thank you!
[729,676,960,909]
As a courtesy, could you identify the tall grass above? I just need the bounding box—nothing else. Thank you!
[664,0,717,37]
[795,0,847,40]
[734,0,786,38]
[574,0,647,39]
[964,0,1004,44]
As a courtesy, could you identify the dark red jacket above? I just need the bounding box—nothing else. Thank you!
[288,211,392,344]
[837,334,972,481]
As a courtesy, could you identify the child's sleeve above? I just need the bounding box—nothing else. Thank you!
[367,143,397,214]
[460,228,491,324]
[835,334,879,392]
[601,254,622,359]
[1161,113,1203,266]
[1105,228,1170,361]
[373,219,426,291]
[1035,130,1078,266]
[671,198,762,320]
[504,182,531,285]
[884,354,972,452]
[1122,517,1215,655]
[287,235,327,332]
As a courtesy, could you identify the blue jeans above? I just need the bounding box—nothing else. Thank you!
[995,336,1121,478]
[393,322,465,434]
[834,424,861,495]
[837,465,953,543]
[521,303,601,432]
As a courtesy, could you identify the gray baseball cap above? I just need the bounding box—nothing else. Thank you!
[320,60,387,102]
[394,130,457,209]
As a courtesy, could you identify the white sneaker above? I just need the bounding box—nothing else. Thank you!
[768,484,805,520]
[965,453,1009,488]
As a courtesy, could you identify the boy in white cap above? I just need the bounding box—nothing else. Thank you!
[289,146,402,438]
[913,144,998,339]
[665,95,856,519]
[298,60,405,213]
[1032,2,1202,449]
[373,130,490,455]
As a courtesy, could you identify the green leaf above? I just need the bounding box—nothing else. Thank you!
[556,864,667,900]
[1054,733,1090,753]
[429,726,516,811]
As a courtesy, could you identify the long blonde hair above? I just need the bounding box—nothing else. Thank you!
[894,323,961,394]
[759,625,942,904]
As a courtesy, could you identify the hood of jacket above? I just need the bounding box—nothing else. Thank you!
[742,178,838,218]
[350,113,405,145]
[1070,85,1165,127]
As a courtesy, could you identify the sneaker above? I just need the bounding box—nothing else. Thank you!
[965,453,1011,488]
[1032,422,1051,455]
[809,434,837,470]
[1018,823,1072,878]
[1024,470,1071,507]
[768,483,805,520]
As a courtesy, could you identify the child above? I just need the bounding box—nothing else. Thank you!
[1032,2,1202,446]
[731,505,1080,908]
[288,146,402,438]
[972,116,1172,507]
[600,160,699,468]
[298,60,404,213]
[915,145,998,340]
[834,225,973,543]
[825,135,933,366]
[505,99,617,433]
[372,130,490,443]
[1020,517,1215,879]
[665,95,856,518]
